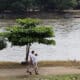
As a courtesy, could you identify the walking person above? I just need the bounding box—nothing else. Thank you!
[32,53,39,75]
[26,51,39,75]
[26,50,35,75]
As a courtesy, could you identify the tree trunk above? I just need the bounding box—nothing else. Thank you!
[25,44,30,62]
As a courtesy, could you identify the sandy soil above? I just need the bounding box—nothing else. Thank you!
[0,67,80,77]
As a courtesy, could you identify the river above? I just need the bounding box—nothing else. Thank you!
[0,18,80,62]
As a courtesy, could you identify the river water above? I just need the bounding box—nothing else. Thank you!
[0,18,80,62]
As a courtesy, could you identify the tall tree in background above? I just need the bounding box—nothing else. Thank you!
[0,18,56,62]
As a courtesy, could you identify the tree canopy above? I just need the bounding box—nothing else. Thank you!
[0,18,56,61]
[4,18,55,46]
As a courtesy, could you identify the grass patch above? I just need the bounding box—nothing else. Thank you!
[0,62,25,69]
[0,74,80,80]
[38,60,80,67]
[0,60,80,69]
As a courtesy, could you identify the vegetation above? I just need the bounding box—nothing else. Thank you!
[38,60,80,67]
[34,0,77,11]
[0,0,79,13]
[0,62,25,69]
[0,18,55,62]
[0,74,80,80]
[0,61,80,68]
[0,37,7,50]
[54,0,77,10]
[76,0,80,9]
[14,74,80,80]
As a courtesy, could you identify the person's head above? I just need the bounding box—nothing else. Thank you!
[35,53,38,56]
[31,50,34,54]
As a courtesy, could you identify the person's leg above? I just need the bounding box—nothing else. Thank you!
[34,63,39,75]
[26,62,29,72]
[29,64,33,75]
[26,62,32,75]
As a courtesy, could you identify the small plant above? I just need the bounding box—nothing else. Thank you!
[0,37,7,50]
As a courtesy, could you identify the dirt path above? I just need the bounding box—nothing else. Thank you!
[0,67,80,77]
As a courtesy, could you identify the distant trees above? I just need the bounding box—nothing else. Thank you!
[33,0,56,11]
[54,0,77,10]
[10,0,27,13]
[0,0,8,12]
[34,0,77,11]
[0,0,79,13]
[76,0,80,9]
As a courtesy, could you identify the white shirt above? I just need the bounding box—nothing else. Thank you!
[32,55,38,64]
[28,53,33,62]
[29,53,38,64]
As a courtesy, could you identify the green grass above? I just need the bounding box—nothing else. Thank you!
[0,74,80,80]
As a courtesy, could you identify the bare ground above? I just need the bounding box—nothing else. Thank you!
[0,67,80,77]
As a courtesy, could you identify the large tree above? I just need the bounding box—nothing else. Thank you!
[0,18,55,62]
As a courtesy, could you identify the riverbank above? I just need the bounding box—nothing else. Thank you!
[1,10,80,19]
[0,61,80,80]
[0,61,80,69]
[0,12,62,19]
